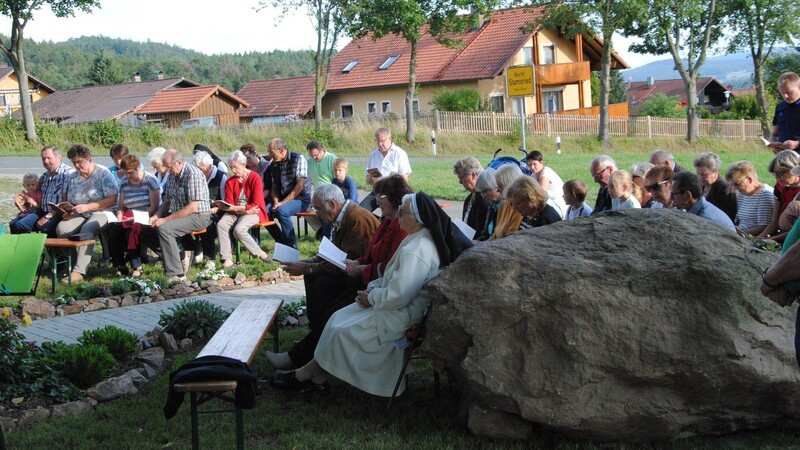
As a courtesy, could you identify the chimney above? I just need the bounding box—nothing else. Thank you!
[133,72,141,83]
[469,7,486,30]
[647,76,654,87]
[155,70,164,80]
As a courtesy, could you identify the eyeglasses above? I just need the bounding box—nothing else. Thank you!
[670,190,685,197]
[732,178,746,187]
[592,166,609,181]
[376,194,387,201]
[481,187,500,196]
[644,180,669,192]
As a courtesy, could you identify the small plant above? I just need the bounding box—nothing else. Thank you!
[158,299,230,341]
[194,265,231,281]
[78,325,139,362]
[62,343,116,388]
[277,296,307,322]
[111,276,160,296]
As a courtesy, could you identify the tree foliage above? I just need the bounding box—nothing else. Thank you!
[591,70,627,105]
[430,88,489,112]
[87,50,125,86]
[765,49,800,101]
[716,93,776,120]
[637,92,685,118]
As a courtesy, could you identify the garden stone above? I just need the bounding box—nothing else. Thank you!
[84,302,106,312]
[423,209,800,442]
[61,303,83,315]
[107,298,120,308]
[86,374,138,401]
[200,280,218,288]
[50,399,94,419]
[161,288,176,296]
[159,331,179,354]
[146,335,159,348]
[18,406,50,428]
[282,315,299,326]
[140,363,158,379]
[124,369,149,388]
[207,286,223,293]
[88,297,106,305]
[21,298,55,319]
[136,347,165,370]
[241,280,259,288]
[218,276,234,286]
[0,415,15,432]
[297,316,309,327]
[224,284,243,291]
[180,338,193,351]
[467,403,533,440]
[234,272,246,285]
[121,295,136,307]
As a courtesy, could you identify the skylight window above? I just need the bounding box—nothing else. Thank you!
[379,55,400,70]
[342,61,358,73]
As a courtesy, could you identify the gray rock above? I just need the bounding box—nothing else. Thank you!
[18,406,50,428]
[107,298,120,308]
[86,374,138,401]
[0,415,16,433]
[61,303,83,315]
[21,298,55,319]
[218,276,234,286]
[123,369,149,388]
[200,280,218,288]
[146,335,159,348]
[50,399,94,419]
[140,363,158,379]
[234,272,247,285]
[84,302,106,312]
[423,209,800,442]
[159,331,179,354]
[120,295,136,307]
[297,316,310,327]
[207,285,223,293]
[135,347,165,370]
[467,403,533,440]
[180,338,194,351]
[241,280,259,288]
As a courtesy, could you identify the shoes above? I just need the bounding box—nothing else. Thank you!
[259,252,273,264]
[131,268,142,277]
[115,267,129,277]
[269,370,328,393]
[182,252,193,276]
[265,351,295,370]
[222,259,235,268]
[194,251,204,264]
[167,275,186,284]
[60,272,83,283]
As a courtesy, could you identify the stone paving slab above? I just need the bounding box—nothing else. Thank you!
[19,280,306,345]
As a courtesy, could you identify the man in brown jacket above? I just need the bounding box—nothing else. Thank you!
[272,184,379,369]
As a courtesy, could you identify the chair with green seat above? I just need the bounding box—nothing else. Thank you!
[0,233,46,296]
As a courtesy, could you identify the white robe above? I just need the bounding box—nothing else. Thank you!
[315,227,441,397]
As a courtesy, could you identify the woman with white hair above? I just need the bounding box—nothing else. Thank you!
[193,150,228,262]
[147,147,169,202]
[693,152,737,222]
[216,150,271,267]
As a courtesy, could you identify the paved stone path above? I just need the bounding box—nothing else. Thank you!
[19,281,306,345]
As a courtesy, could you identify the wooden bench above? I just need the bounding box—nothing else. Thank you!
[173,298,283,450]
[44,238,95,297]
[294,210,317,238]
[235,220,276,264]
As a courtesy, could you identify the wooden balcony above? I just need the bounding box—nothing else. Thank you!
[535,61,590,86]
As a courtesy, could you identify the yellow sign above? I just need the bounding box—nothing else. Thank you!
[506,65,534,97]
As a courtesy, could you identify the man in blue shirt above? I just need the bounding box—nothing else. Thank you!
[770,72,800,154]
[671,171,736,233]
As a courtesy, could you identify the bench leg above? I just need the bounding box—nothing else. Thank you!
[235,406,244,450]
[49,251,57,298]
[190,392,200,450]
[295,216,302,239]
[270,320,280,352]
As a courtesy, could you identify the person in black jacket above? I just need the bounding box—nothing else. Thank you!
[590,155,617,214]
[453,156,489,240]
[693,152,737,223]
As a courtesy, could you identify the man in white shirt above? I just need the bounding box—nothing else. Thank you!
[360,127,412,211]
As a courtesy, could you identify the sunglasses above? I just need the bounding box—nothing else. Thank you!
[644,180,669,192]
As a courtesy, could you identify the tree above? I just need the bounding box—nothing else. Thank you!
[765,49,800,99]
[341,0,496,143]
[524,0,645,145]
[591,70,627,105]
[637,92,685,118]
[626,0,724,143]
[263,0,344,130]
[724,0,800,137]
[87,50,125,86]
[430,87,489,112]
[0,0,99,142]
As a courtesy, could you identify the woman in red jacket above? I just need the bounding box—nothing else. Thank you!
[216,150,271,267]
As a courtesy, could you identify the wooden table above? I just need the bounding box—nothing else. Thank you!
[44,238,95,296]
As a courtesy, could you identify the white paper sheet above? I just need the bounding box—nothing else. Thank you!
[452,219,476,240]
[317,237,347,270]
[273,242,300,263]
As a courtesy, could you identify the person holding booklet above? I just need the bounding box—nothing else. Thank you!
[55,144,119,282]
[270,184,378,369]
[106,155,160,276]
[359,127,412,212]
[216,150,271,268]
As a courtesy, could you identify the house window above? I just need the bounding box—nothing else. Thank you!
[404,99,420,115]
[367,102,377,115]
[342,61,358,73]
[379,55,400,70]
[522,46,533,65]
[543,88,563,113]
[542,44,555,65]
[490,94,504,113]
[381,101,391,114]
[341,104,354,118]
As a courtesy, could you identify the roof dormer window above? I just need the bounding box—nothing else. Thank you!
[379,55,400,70]
[342,61,358,73]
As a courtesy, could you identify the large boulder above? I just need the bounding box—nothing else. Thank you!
[423,209,800,442]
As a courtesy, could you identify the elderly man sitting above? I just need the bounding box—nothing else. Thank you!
[670,171,736,233]
[273,184,379,369]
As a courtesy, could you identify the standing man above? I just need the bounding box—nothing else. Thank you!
[670,171,736,233]
[241,143,270,179]
[361,127,411,211]
[149,149,212,282]
[263,138,313,248]
[650,149,685,173]
[589,155,617,214]
[11,146,75,236]
[770,72,800,153]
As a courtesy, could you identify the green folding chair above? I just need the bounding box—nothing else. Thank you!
[0,233,47,296]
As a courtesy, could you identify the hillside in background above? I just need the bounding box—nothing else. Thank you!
[2,35,317,91]
[623,52,756,88]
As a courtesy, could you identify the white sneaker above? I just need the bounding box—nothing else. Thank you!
[182,252,193,276]
[265,351,295,370]
[194,251,204,264]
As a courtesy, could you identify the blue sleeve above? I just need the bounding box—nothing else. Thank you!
[346,176,359,202]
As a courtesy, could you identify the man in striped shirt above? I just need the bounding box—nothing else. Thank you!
[10,146,74,236]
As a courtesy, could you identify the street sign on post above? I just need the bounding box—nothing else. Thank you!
[506,65,535,150]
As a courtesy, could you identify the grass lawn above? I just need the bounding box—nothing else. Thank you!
[5,326,800,449]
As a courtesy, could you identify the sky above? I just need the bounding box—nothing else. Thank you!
[0,0,664,69]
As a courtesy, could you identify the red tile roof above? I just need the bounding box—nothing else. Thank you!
[327,6,626,91]
[627,77,726,115]
[236,75,315,118]
[135,85,248,114]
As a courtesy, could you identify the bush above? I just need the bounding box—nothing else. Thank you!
[136,123,165,147]
[301,120,337,146]
[88,119,125,148]
[158,299,230,341]
[78,325,139,362]
[63,343,116,388]
[430,88,489,112]
[637,93,686,118]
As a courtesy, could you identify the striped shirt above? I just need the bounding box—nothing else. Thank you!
[737,184,775,231]
[120,172,160,211]
[40,163,75,212]
[165,162,210,214]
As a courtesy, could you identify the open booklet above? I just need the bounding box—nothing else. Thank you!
[273,242,300,263]
[96,210,150,225]
[452,219,476,240]
[318,237,347,270]
[48,201,75,213]
[761,137,782,148]
[212,200,235,209]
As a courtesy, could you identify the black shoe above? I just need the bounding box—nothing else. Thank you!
[269,370,328,393]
